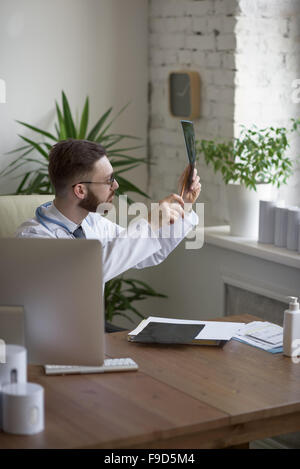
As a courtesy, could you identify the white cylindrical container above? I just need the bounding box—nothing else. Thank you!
[0,345,27,430]
[0,345,27,387]
[226,182,272,238]
[274,206,288,248]
[283,297,300,357]
[258,200,276,244]
[2,382,44,435]
[287,207,300,251]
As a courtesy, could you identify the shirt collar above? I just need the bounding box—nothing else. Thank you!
[44,202,82,233]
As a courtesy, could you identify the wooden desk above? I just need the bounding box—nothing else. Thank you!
[1,314,300,449]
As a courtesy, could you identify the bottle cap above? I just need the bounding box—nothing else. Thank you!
[287,296,299,311]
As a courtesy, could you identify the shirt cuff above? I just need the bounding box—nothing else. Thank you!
[184,208,199,228]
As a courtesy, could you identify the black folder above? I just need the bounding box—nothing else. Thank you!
[129,321,205,345]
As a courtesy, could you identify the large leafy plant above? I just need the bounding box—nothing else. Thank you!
[197,121,300,190]
[1,91,166,326]
[2,91,149,202]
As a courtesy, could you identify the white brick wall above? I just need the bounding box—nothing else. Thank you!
[235,0,300,207]
[148,0,300,224]
[148,0,238,225]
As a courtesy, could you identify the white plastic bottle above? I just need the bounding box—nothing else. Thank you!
[283,296,300,357]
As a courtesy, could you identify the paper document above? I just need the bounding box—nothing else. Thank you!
[129,317,244,342]
[233,321,283,352]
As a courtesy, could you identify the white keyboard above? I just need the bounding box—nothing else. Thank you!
[44,358,138,375]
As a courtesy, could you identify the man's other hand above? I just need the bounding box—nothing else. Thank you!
[148,193,185,230]
[179,166,201,204]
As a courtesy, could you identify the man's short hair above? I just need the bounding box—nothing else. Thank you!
[48,139,106,196]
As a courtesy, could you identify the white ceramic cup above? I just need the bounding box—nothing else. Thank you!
[0,345,27,430]
[2,382,44,435]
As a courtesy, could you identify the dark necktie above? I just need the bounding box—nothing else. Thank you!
[73,225,86,239]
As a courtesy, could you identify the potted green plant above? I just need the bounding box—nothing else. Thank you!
[1,91,149,201]
[0,91,167,329]
[196,122,299,237]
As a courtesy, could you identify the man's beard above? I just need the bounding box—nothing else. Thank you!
[78,188,100,212]
[78,188,114,213]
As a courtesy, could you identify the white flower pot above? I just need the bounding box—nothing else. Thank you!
[226,183,272,238]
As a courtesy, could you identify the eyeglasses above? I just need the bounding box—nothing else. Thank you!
[72,173,116,188]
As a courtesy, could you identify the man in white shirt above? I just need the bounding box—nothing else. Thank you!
[16,139,201,284]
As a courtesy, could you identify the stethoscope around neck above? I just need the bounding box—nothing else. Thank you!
[35,201,77,236]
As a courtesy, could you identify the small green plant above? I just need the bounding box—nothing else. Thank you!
[196,121,300,190]
[105,276,167,324]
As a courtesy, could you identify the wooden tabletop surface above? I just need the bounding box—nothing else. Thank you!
[1,314,300,449]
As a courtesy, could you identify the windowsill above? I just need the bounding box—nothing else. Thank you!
[204,226,300,269]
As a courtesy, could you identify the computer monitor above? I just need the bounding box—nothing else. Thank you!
[0,238,104,366]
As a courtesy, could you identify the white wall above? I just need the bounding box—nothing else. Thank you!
[148,0,300,225]
[125,232,300,327]
[235,0,300,207]
[148,0,238,227]
[0,0,148,195]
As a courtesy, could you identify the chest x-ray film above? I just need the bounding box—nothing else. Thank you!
[181,120,196,192]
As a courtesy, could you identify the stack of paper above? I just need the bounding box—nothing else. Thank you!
[233,321,283,353]
[128,317,244,346]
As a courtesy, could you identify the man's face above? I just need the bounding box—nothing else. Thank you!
[78,156,119,212]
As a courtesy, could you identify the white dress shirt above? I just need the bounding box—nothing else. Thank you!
[15,202,198,283]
